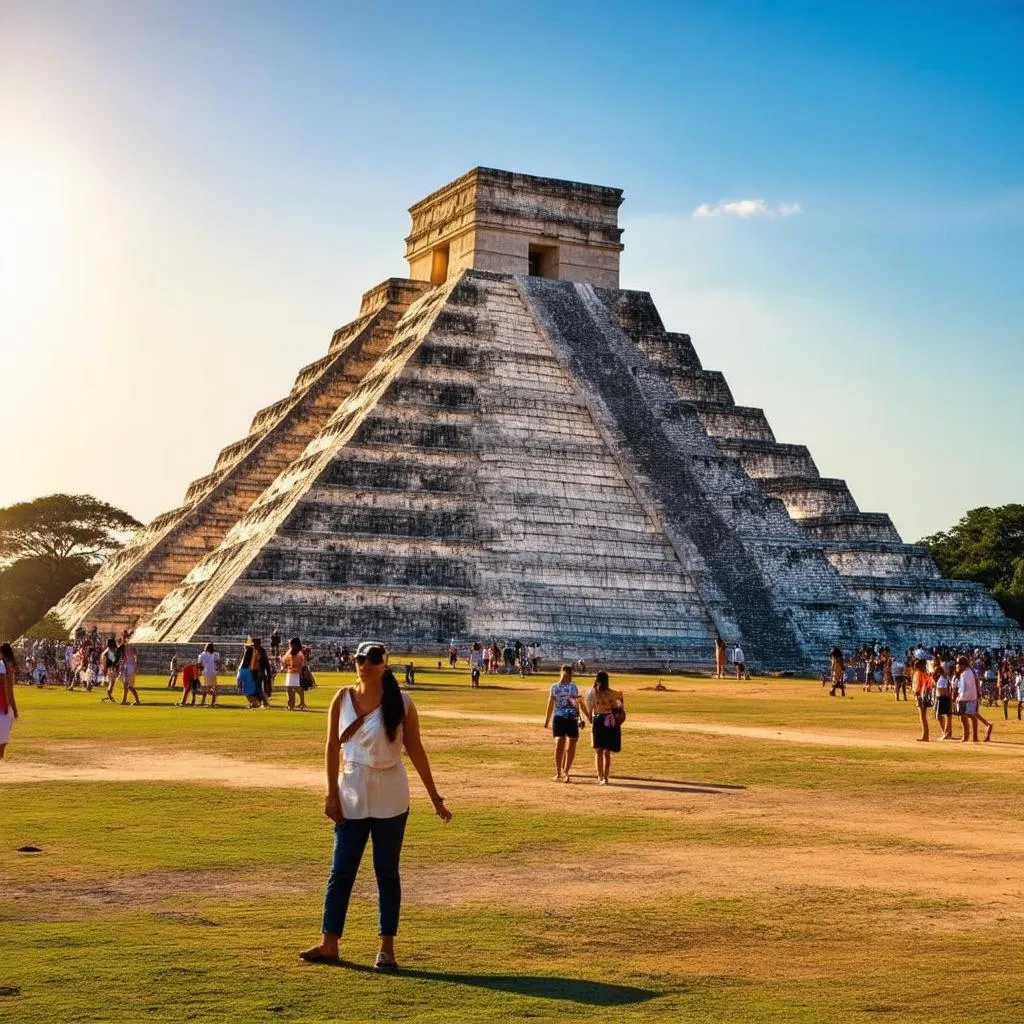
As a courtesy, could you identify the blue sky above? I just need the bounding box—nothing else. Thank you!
[1,0,1021,541]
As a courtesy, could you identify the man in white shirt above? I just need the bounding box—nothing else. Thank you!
[198,643,219,707]
[954,655,987,743]
[733,645,749,680]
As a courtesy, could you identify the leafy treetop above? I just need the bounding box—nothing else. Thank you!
[919,504,1024,627]
[0,493,142,567]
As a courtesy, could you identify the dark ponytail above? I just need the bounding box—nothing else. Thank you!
[381,667,405,742]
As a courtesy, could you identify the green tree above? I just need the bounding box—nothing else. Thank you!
[0,493,140,564]
[919,504,1024,627]
[0,494,141,640]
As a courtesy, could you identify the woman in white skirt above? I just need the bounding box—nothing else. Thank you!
[282,636,306,711]
[0,643,19,758]
[300,641,452,970]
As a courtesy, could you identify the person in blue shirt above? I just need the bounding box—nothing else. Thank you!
[543,664,591,783]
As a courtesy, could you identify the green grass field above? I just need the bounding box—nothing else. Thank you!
[5,664,1024,1023]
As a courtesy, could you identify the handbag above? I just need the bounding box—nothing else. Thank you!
[300,664,316,690]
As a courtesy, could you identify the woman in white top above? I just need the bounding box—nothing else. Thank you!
[119,633,141,706]
[300,641,452,971]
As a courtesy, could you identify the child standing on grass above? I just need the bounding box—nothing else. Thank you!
[0,643,19,759]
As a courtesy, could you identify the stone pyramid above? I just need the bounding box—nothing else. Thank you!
[54,168,1022,667]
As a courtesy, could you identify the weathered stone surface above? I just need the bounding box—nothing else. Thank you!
[54,169,1023,665]
[405,168,624,289]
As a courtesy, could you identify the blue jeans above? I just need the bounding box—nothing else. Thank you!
[322,811,408,938]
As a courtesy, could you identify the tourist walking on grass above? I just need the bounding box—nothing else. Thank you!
[714,637,727,679]
[733,644,749,680]
[252,638,273,706]
[585,671,625,784]
[954,656,978,742]
[237,644,260,709]
[299,641,452,970]
[119,633,141,706]
[934,663,954,740]
[283,637,306,711]
[179,660,200,706]
[911,658,933,741]
[101,637,119,702]
[543,664,590,783]
[0,643,19,758]
[892,655,909,702]
[198,643,219,707]
[955,655,992,743]
[829,647,846,697]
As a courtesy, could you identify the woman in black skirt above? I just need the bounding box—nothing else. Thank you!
[585,671,625,785]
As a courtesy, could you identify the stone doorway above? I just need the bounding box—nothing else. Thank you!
[528,244,559,279]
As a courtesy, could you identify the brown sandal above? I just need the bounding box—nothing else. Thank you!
[299,947,340,964]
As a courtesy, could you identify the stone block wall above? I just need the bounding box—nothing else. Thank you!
[599,288,1022,650]
[53,281,429,638]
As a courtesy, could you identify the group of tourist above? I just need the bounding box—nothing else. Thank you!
[168,636,317,710]
[543,663,627,784]
[826,642,1024,743]
[298,646,625,971]
[713,638,749,679]
[457,639,541,681]
[17,633,140,700]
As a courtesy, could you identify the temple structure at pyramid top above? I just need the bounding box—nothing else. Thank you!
[405,167,624,288]
[51,168,1023,668]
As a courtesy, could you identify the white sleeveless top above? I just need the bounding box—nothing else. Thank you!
[338,689,411,820]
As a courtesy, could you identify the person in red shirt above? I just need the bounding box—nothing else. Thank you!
[911,658,934,741]
[179,661,200,706]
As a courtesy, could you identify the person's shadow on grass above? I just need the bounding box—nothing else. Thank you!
[333,961,657,1005]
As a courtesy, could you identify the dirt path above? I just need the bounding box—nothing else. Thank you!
[418,708,1024,754]
[8,733,1024,930]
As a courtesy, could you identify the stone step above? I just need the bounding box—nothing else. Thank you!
[824,543,939,579]
[760,477,860,518]
[635,333,704,372]
[799,513,903,544]
[387,378,479,411]
[317,459,473,493]
[659,367,734,405]
[843,576,1008,618]
[716,439,819,480]
[689,403,776,443]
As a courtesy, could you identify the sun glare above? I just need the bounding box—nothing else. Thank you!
[0,151,73,345]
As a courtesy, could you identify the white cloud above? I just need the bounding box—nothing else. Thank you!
[692,198,801,220]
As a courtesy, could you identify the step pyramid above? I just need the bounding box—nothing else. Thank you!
[54,168,1022,667]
